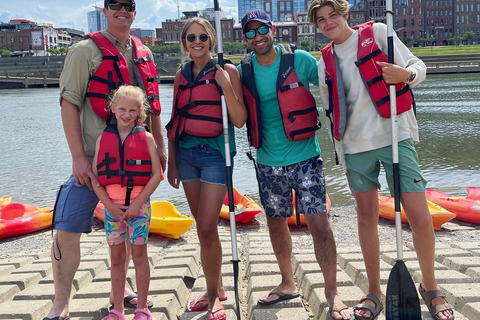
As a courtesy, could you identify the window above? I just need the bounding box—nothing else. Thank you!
[411,19,415,26]
[286,2,291,10]
[419,18,423,26]
[280,2,284,11]
[266,3,270,11]
[419,7,422,14]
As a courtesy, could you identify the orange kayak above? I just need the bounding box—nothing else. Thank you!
[94,200,194,239]
[219,188,263,224]
[426,188,480,224]
[378,195,456,230]
[0,202,53,239]
[287,191,331,226]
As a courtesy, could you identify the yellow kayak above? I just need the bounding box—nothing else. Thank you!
[0,196,12,208]
[94,200,194,239]
[378,195,456,230]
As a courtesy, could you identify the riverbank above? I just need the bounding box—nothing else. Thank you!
[0,205,479,319]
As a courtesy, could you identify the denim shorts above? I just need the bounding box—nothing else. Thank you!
[255,155,327,218]
[345,139,427,195]
[53,173,99,233]
[178,144,229,185]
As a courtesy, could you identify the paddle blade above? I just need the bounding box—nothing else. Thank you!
[386,260,421,320]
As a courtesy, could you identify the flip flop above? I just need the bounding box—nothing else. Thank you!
[187,294,228,312]
[207,306,226,320]
[113,294,153,310]
[42,317,70,320]
[257,289,300,305]
[329,302,354,320]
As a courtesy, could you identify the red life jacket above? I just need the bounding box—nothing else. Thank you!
[241,44,320,149]
[86,31,161,118]
[322,21,413,141]
[165,58,223,141]
[96,123,152,188]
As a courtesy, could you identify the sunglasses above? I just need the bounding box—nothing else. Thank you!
[186,33,209,43]
[244,24,271,40]
[107,2,135,12]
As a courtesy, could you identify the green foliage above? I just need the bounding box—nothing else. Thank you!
[148,43,181,55]
[448,36,462,45]
[0,49,12,57]
[462,31,475,44]
[401,36,413,47]
[300,39,311,50]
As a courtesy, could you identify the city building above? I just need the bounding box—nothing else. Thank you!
[238,0,264,22]
[87,5,107,33]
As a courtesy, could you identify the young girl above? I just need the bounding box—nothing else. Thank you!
[93,85,162,320]
[308,1,454,320]
[166,17,247,320]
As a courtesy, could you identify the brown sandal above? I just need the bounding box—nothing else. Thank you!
[419,284,454,320]
[353,294,383,320]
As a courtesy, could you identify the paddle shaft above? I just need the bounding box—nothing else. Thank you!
[214,1,241,319]
[386,0,403,261]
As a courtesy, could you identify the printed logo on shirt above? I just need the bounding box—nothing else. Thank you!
[361,37,374,47]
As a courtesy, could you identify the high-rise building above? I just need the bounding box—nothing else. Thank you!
[87,6,107,33]
[238,0,264,22]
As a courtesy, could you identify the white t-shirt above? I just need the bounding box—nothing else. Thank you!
[318,23,426,157]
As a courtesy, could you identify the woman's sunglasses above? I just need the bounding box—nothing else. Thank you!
[106,2,135,12]
[186,33,209,43]
[244,24,271,40]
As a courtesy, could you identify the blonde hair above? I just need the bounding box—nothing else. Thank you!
[180,17,217,62]
[308,0,350,23]
[111,85,147,123]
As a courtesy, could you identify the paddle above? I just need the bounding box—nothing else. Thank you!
[385,1,421,319]
[213,1,242,319]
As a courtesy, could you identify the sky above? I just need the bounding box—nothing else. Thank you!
[0,0,239,32]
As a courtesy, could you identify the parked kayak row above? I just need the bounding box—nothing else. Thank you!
[1,187,479,240]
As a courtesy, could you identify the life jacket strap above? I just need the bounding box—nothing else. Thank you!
[367,75,384,87]
[376,85,411,107]
[288,106,317,123]
[279,82,303,92]
[126,159,152,166]
[355,48,383,66]
[134,56,153,64]
[147,76,158,83]
[103,55,122,61]
[147,94,160,101]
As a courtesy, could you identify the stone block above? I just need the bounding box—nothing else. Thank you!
[179,308,238,320]
[39,270,93,291]
[148,293,181,320]
[250,307,310,320]
[465,267,480,282]
[404,260,448,275]
[68,298,110,318]
[73,280,111,299]
[247,290,303,318]
[0,272,42,290]
[337,253,365,269]
[345,260,392,284]
[149,277,189,306]
[0,299,52,320]
[462,302,480,320]
[0,265,16,275]
[355,270,391,293]
[308,286,364,320]
[442,256,480,273]
[151,266,193,280]
[11,263,52,277]
[434,248,473,263]
[440,283,480,310]
[300,270,353,300]
[189,274,237,292]
[77,260,108,277]
[249,263,280,277]
[0,284,20,304]
[154,257,198,277]
[413,269,474,284]
[381,251,419,265]
[247,274,282,301]
[0,257,33,268]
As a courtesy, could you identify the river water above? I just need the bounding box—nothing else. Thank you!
[1,73,479,214]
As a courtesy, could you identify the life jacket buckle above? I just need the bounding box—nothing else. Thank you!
[126,159,141,166]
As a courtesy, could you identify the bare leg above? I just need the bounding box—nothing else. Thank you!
[401,192,453,320]
[45,230,82,318]
[304,212,351,320]
[354,187,382,318]
[184,181,226,313]
[258,216,297,303]
[131,244,150,310]
[110,242,127,316]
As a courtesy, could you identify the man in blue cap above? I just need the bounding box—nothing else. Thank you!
[237,9,352,320]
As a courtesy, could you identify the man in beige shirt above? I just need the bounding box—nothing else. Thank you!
[44,1,166,319]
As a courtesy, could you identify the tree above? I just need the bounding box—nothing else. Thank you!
[448,36,462,46]
[462,31,475,45]
[300,39,311,51]
[0,49,12,57]
[400,36,413,47]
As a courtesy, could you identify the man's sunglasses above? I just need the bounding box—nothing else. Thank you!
[244,24,271,39]
[107,2,135,12]
[186,33,209,43]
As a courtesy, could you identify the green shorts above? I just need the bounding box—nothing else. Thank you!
[344,139,427,195]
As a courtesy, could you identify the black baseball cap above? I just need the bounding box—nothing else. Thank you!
[104,0,135,8]
[241,10,272,34]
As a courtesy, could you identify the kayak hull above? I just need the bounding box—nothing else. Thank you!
[0,196,12,207]
[219,188,263,224]
[94,201,194,239]
[378,195,456,230]
[0,203,53,239]
[426,188,480,225]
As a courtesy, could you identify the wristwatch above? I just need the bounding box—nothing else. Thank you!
[407,69,416,83]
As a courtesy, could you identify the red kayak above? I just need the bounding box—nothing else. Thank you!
[219,188,263,224]
[0,202,53,239]
[425,187,480,224]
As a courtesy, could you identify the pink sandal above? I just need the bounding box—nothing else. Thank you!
[102,309,125,320]
[132,308,152,320]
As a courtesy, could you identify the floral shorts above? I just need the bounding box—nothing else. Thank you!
[255,155,327,218]
[105,199,151,246]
